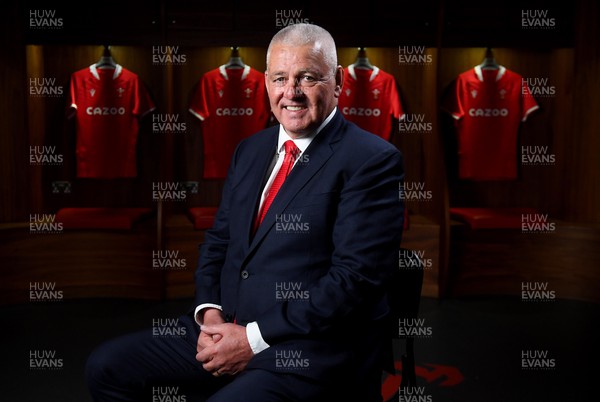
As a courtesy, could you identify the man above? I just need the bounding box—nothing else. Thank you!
[86,23,404,402]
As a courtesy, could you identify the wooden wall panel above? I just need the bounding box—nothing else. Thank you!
[1,1,29,222]
[566,0,600,223]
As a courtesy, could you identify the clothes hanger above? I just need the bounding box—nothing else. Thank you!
[95,45,117,69]
[479,47,499,70]
[351,47,374,70]
[224,46,246,69]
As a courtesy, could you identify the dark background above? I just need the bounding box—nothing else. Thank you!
[0,0,598,401]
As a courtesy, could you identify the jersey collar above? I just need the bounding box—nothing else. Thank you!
[347,64,380,81]
[219,64,251,80]
[474,64,506,82]
[89,64,123,80]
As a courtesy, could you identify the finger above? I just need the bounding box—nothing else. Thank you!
[199,358,217,374]
[197,333,216,352]
[201,325,225,344]
[201,323,230,335]
[196,349,214,364]
[200,324,216,335]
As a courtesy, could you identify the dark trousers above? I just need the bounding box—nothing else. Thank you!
[85,313,385,402]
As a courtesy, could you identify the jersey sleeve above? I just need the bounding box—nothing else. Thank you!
[441,78,464,121]
[133,77,156,119]
[188,74,210,121]
[262,80,275,125]
[520,79,540,122]
[390,78,405,121]
[66,73,78,119]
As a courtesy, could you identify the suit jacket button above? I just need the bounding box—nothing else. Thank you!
[241,270,249,279]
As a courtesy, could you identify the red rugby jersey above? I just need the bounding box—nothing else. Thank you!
[67,64,155,178]
[338,65,404,141]
[189,65,271,179]
[442,65,539,180]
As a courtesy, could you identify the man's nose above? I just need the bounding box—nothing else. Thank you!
[282,79,304,99]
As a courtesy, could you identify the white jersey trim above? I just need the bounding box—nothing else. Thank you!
[522,105,540,122]
[89,64,123,80]
[189,108,205,121]
[474,65,506,82]
[219,64,251,81]
[347,64,380,81]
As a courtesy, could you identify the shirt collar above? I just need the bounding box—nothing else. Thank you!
[474,64,506,82]
[89,64,123,80]
[219,64,251,80]
[276,107,337,154]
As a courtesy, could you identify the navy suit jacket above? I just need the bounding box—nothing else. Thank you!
[195,109,404,383]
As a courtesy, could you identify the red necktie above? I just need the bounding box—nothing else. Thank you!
[254,140,300,231]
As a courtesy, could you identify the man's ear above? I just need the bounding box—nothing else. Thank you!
[264,71,270,95]
[334,65,344,97]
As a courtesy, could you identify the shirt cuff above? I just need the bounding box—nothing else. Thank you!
[194,304,222,326]
[246,321,270,354]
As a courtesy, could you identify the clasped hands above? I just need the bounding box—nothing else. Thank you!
[196,315,254,377]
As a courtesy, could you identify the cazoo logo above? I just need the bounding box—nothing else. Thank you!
[216,107,254,116]
[468,108,509,117]
[86,106,126,116]
[341,107,381,117]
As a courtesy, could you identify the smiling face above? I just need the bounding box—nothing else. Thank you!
[265,43,343,138]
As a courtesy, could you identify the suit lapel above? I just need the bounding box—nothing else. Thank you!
[247,112,345,253]
[241,130,278,250]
